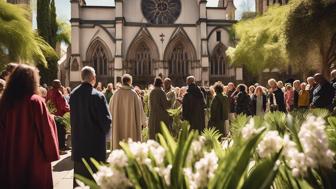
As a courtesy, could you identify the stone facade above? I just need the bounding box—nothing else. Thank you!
[68,0,241,87]
[255,0,289,14]
[6,0,30,4]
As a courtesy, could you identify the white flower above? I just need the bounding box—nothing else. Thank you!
[282,134,309,177]
[282,135,296,157]
[184,151,218,189]
[107,150,128,168]
[241,119,257,139]
[154,164,172,186]
[74,180,90,189]
[299,115,335,169]
[221,139,234,150]
[289,152,308,177]
[283,115,335,177]
[147,140,166,166]
[128,139,149,164]
[257,131,283,158]
[186,136,206,163]
[93,166,131,189]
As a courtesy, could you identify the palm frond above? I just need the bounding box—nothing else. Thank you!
[0,0,55,65]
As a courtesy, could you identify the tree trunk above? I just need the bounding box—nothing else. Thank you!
[321,60,330,79]
[321,33,336,79]
[320,37,330,79]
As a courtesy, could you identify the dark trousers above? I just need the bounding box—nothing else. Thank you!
[56,121,66,149]
[73,161,97,188]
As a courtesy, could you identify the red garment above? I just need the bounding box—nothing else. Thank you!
[285,90,294,108]
[46,88,70,116]
[0,95,60,189]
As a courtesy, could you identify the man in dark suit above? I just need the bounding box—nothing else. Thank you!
[70,66,112,187]
[182,76,206,133]
[311,73,335,111]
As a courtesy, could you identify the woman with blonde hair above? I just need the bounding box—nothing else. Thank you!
[250,86,267,116]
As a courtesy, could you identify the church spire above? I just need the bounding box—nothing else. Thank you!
[226,0,236,20]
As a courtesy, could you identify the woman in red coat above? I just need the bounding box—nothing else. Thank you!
[0,64,60,189]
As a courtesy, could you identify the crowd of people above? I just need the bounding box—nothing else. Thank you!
[1,63,336,188]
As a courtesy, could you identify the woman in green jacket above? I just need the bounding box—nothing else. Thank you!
[208,82,230,137]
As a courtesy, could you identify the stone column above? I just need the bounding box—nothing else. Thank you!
[114,0,124,84]
[69,0,81,84]
[199,0,209,86]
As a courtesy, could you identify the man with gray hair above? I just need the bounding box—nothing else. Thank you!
[182,75,206,132]
[70,66,112,186]
[268,78,286,112]
[307,76,316,103]
[331,69,336,86]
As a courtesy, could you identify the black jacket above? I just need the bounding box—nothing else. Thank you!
[228,89,237,113]
[293,90,299,109]
[312,82,335,110]
[70,83,112,162]
[182,84,206,132]
[270,88,286,113]
[235,91,250,115]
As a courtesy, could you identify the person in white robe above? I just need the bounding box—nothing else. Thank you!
[109,74,146,149]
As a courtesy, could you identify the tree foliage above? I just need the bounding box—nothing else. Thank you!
[36,0,59,85]
[56,19,71,45]
[0,0,55,66]
[228,0,336,77]
[226,5,289,76]
[285,0,336,77]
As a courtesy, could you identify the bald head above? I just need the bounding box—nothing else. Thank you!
[186,76,195,85]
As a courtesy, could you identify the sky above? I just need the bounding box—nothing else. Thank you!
[52,0,255,23]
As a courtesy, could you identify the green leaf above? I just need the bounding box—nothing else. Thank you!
[90,158,102,170]
[157,134,174,164]
[171,128,195,189]
[125,166,142,189]
[74,174,99,189]
[208,128,265,189]
[242,150,282,189]
[82,158,94,176]
[160,122,177,156]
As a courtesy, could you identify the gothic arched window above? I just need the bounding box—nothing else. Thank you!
[168,43,189,78]
[210,43,227,76]
[90,42,108,76]
[71,59,79,71]
[133,43,152,76]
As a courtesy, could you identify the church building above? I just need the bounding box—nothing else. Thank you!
[68,0,242,87]
[255,0,288,13]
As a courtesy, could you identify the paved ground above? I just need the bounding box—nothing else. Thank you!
[52,150,73,189]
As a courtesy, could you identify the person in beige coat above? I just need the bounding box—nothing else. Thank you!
[109,74,146,149]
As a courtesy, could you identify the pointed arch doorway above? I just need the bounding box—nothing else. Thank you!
[86,38,113,84]
[164,29,197,86]
[209,43,233,83]
[126,29,160,87]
